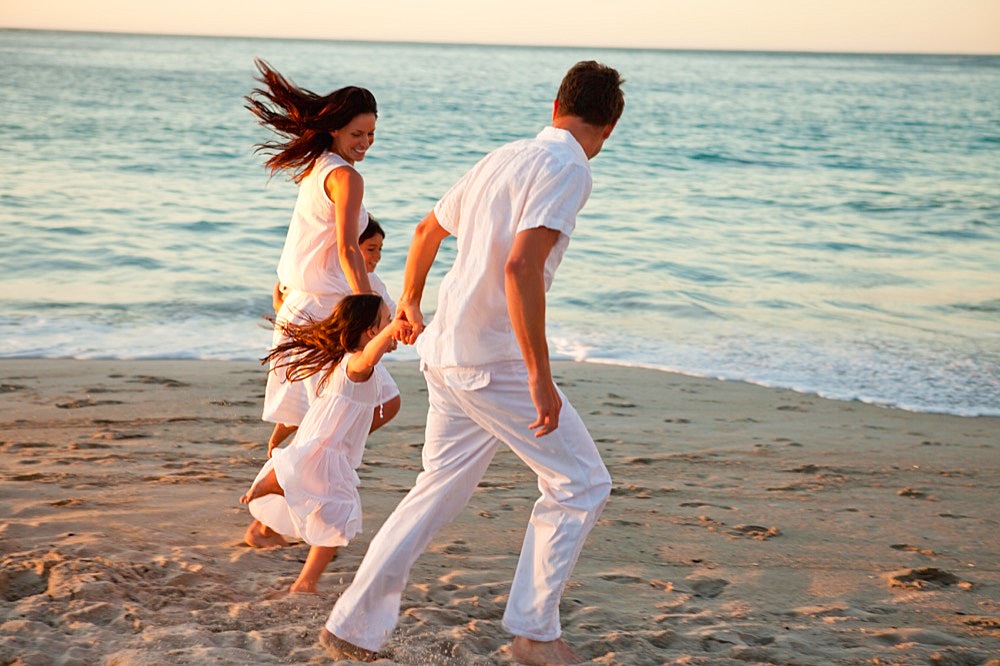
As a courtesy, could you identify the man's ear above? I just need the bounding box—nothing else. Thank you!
[551,99,560,121]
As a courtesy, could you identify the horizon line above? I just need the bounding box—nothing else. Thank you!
[4,26,999,58]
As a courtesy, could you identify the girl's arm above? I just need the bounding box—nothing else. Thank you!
[345,319,411,382]
[326,167,372,295]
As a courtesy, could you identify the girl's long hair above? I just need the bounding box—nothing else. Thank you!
[245,58,378,182]
[263,294,384,387]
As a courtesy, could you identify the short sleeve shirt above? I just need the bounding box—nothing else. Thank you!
[276,152,369,295]
[415,127,592,368]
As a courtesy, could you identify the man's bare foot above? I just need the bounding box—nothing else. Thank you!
[243,519,288,548]
[511,636,583,665]
[319,628,377,662]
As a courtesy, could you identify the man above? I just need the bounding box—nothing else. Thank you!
[322,60,625,666]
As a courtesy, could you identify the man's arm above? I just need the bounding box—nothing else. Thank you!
[397,210,450,344]
[505,226,563,437]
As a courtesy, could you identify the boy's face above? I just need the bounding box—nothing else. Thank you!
[360,235,383,273]
[375,303,391,333]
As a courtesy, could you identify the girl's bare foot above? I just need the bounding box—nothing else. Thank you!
[511,636,583,665]
[289,545,338,594]
[239,469,284,504]
[288,581,321,594]
[268,423,297,457]
[243,519,288,548]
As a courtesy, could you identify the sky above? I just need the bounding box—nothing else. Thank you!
[2,0,999,54]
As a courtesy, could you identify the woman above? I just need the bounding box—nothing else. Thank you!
[244,58,400,547]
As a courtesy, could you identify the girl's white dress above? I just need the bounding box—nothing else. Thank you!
[248,353,385,547]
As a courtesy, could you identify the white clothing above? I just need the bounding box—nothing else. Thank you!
[248,353,388,547]
[326,361,611,649]
[416,127,592,368]
[265,150,370,425]
[262,286,400,427]
[276,151,369,296]
[326,127,610,650]
[369,272,396,317]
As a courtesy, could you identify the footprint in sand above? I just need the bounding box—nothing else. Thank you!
[90,431,147,441]
[599,573,644,584]
[56,398,125,409]
[728,524,781,540]
[685,575,729,598]
[679,501,734,510]
[128,375,189,388]
[886,567,972,590]
[890,543,937,557]
[897,487,939,501]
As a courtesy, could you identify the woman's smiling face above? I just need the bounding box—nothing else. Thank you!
[331,112,376,164]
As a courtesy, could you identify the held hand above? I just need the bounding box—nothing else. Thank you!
[395,301,425,345]
[527,377,562,437]
[386,318,412,344]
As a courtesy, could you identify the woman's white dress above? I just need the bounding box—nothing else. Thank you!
[248,353,385,547]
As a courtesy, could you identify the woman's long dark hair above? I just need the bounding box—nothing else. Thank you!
[245,58,378,182]
[263,294,384,387]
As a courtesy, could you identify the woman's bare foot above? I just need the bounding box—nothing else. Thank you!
[511,636,583,665]
[319,628,377,662]
[243,519,288,548]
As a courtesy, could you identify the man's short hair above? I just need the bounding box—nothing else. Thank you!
[556,61,625,127]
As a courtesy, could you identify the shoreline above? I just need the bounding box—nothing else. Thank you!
[6,354,996,419]
[2,358,998,664]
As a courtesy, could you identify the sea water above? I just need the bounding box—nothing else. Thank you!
[2,30,998,416]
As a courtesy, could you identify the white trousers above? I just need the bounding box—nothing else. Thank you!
[325,360,612,651]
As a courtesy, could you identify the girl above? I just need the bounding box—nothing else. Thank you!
[241,294,409,594]
[244,60,401,547]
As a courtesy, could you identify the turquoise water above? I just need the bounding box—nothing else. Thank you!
[2,29,998,416]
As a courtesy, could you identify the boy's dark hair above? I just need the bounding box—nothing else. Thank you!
[556,61,625,127]
[359,215,385,243]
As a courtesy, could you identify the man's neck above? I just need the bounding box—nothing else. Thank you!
[552,116,608,160]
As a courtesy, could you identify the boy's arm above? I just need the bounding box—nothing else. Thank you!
[397,210,450,344]
[505,226,563,437]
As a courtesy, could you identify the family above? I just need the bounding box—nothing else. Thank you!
[238,57,625,665]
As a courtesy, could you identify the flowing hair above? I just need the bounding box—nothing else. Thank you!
[262,294,384,388]
[245,58,378,182]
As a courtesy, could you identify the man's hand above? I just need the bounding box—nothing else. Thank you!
[505,227,563,436]
[394,301,424,345]
[396,210,450,346]
[527,376,563,437]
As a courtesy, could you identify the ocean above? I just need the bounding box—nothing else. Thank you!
[2,29,998,417]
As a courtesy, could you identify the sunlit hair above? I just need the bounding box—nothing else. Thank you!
[555,61,625,127]
[262,293,384,388]
[246,58,378,183]
[359,214,385,243]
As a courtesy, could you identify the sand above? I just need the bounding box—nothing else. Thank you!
[1,358,998,665]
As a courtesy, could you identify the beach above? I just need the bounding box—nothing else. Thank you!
[1,358,997,665]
